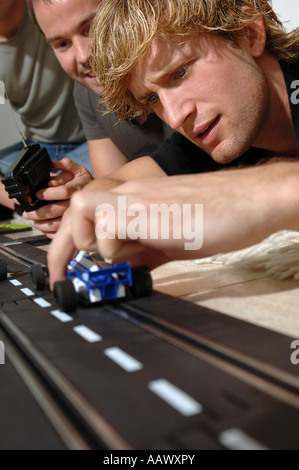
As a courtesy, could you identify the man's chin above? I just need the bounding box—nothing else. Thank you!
[211,153,238,165]
[209,143,251,165]
[79,77,103,95]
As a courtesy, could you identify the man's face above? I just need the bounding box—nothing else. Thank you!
[34,0,101,94]
[128,34,269,164]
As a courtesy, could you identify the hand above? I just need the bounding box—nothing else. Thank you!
[23,158,93,236]
[47,175,127,287]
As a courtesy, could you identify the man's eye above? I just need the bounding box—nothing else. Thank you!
[174,67,187,78]
[148,94,159,105]
[53,40,69,50]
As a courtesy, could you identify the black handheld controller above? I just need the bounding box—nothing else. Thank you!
[2,144,53,212]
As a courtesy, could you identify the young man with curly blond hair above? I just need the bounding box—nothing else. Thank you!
[47,0,299,287]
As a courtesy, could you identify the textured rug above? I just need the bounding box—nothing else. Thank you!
[194,231,299,280]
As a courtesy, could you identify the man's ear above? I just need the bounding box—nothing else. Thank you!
[241,8,267,58]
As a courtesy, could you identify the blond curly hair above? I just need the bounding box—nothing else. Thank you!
[90,0,299,120]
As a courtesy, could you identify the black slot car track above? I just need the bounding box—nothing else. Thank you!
[1,234,299,450]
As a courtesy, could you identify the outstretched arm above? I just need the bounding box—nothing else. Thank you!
[47,158,299,288]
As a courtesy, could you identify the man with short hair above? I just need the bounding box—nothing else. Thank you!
[47,0,299,286]
[23,0,173,235]
[0,0,90,212]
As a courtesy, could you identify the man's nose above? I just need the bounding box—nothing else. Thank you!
[74,36,90,67]
[159,90,195,131]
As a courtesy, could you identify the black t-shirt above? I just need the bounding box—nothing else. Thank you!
[150,59,299,175]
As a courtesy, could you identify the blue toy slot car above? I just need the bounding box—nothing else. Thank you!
[52,251,152,312]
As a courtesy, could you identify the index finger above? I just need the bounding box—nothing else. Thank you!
[47,208,78,289]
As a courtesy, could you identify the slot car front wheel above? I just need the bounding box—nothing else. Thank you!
[131,266,152,298]
[30,264,46,290]
[54,279,78,312]
[0,258,7,281]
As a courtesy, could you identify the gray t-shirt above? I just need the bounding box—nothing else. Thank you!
[0,8,85,144]
[74,82,173,160]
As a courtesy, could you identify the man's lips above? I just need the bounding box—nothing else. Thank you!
[193,115,221,140]
[78,68,96,78]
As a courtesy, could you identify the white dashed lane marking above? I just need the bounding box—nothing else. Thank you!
[104,347,143,372]
[21,287,35,296]
[73,325,102,343]
[148,378,203,417]
[50,309,73,323]
[219,428,269,450]
[34,298,52,308]
[10,279,22,286]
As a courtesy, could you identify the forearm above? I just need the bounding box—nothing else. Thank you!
[82,176,124,192]
[89,138,129,178]
[95,158,299,261]
[186,158,299,256]
[83,155,166,192]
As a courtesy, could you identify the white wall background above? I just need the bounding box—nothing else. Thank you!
[1,0,299,149]
[271,0,299,31]
[0,99,24,149]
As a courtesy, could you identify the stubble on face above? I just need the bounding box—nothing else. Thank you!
[129,34,270,165]
[209,47,270,163]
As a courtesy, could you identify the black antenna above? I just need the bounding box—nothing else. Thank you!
[4,86,28,149]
